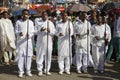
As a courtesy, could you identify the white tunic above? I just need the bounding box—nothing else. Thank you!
[91,24,111,47]
[56,21,73,57]
[0,18,16,51]
[34,17,42,33]
[91,24,111,70]
[74,20,91,53]
[15,19,34,58]
[36,19,56,59]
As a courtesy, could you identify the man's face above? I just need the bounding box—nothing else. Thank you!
[98,16,102,24]
[42,12,48,21]
[3,13,9,19]
[81,13,87,21]
[57,16,61,21]
[22,11,29,20]
[93,11,97,17]
[62,13,67,21]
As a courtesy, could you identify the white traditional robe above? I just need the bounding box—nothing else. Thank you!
[74,19,92,71]
[0,18,16,51]
[91,24,111,71]
[15,19,34,74]
[34,17,42,33]
[15,19,34,57]
[0,18,16,63]
[36,19,56,72]
[55,19,62,26]
[56,20,73,72]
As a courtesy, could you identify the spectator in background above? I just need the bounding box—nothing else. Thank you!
[106,15,120,62]
[90,10,98,26]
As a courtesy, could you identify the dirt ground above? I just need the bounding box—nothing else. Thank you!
[0,58,120,80]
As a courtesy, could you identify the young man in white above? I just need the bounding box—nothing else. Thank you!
[36,11,56,76]
[15,9,35,77]
[91,16,111,73]
[74,12,91,73]
[56,13,73,75]
[0,11,16,65]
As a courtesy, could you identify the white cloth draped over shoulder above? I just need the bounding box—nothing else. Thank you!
[74,20,91,53]
[0,18,16,51]
[15,19,35,61]
[56,20,74,57]
[91,24,111,47]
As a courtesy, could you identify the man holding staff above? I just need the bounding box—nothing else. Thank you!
[15,9,34,77]
[74,12,91,74]
[56,12,73,75]
[36,11,56,76]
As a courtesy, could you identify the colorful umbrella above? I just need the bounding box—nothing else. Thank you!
[68,3,91,12]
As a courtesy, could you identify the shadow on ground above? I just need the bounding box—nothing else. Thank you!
[78,61,120,80]
[0,58,120,80]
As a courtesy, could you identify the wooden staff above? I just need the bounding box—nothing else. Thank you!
[104,16,107,72]
[46,19,49,75]
[25,16,29,78]
[68,19,71,74]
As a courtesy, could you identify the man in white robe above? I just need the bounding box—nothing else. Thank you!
[55,15,62,25]
[36,11,56,76]
[74,12,92,73]
[15,9,34,77]
[91,16,111,73]
[56,13,73,75]
[52,15,62,56]
[0,11,16,65]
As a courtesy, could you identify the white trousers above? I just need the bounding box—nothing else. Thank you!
[92,45,105,71]
[76,52,88,71]
[88,52,94,67]
[18,55,32,74]
[58,56,70,72]
[37,52,52,72]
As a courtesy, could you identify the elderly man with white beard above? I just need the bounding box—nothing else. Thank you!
[35,11,56,76]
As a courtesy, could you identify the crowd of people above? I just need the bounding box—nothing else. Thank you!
[0,9,120,78]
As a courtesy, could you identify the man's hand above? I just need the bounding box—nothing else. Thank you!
[68,28,71,34]
[87,29,89,35]
[19,32,23,36]
[26,33,29,39]
[47,27,50,33]
[59,33,63,36]
[105,39,109,46]
[95,36,100,40]
[104,32,107,37]
[76,34,81,38]
[40,27,46,32]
